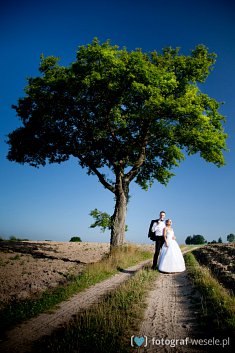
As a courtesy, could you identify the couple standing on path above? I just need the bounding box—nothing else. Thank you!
[148,211,185,273]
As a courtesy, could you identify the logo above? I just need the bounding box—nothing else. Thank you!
[131,335,148,347]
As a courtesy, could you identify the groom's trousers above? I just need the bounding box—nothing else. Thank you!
[152,236,165,270]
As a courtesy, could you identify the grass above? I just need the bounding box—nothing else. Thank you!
[0,244,152,336]
[184,252,235,336]
[33,266,158,353]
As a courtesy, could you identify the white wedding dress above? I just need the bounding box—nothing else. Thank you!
[158,228,185,273]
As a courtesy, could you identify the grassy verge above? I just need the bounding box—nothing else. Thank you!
[34,266,158,353]
[184,252,235,336]
[180,244,205,251]
[0,244,152,335]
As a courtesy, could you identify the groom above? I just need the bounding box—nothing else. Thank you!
[148,210,166,270]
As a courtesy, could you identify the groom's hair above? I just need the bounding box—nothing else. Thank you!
[160,210,166,214]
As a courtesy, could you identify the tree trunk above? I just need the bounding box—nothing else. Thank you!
[110,176,129,248]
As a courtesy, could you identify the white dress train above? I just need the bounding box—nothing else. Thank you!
[158,228,185,273]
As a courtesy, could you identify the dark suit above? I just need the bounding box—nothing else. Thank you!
[148,219,165,270]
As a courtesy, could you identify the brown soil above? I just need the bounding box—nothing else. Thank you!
[192,243,235,295]
[0,240,154,308]
[0,240,111,307]
[2,244,231,353]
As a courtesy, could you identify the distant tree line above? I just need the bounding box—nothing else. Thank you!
[0,235,29,242]
[185,235,207,245]
[185,233,235,244]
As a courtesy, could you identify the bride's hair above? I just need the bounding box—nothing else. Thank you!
[165,219,172,225]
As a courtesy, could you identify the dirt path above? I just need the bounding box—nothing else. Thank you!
[0,247,202,353]
[0,259,151,353]
[137,247,205,353]
[138,271,203,353]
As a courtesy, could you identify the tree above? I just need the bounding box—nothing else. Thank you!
[218,237,222,243]
[185,234,207,244]
[193,234,207,244]
[227,233,235,242]
[185,235,192,245]
[7,39,227,248]
[70,236,82,242]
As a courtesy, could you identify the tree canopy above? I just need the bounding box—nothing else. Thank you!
[227,234,235,242]
[7,38,227,247]
[185,234,207,245]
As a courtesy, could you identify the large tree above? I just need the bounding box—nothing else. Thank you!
[7,39,227,247]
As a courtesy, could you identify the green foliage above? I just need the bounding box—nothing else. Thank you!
[7,38,228,246]
[7,38,227,191]
[9,235,29,241]
[89,208,112,232]
[69,236,82,242]
[185,235,192,245]
[185,234,207,244]
[9,235,17,241]
[227,233,235,242]
[89,208,128,233]
[218,237,223,243]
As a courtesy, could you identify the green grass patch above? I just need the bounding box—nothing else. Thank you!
[0,244,152,336]
[185,252,235,336]
[34,266,158,353]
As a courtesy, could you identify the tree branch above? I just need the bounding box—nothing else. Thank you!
[125,144,146,182]
[124,126,149,182]
[78,154,116,193]
[90,166,116,193]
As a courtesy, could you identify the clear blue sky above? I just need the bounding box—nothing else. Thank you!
[1,0,234,244]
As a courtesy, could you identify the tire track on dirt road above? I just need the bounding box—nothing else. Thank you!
[137,248,209,353]
[0,259,151,353]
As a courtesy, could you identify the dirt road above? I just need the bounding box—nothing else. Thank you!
[138,271,203,352]
[1,247,208,353]
[0,259,151,353]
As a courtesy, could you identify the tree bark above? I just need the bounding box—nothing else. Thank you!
[110,175,129,248]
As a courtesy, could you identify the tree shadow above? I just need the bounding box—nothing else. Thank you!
[117,267,137,274]
[0,240,84,263]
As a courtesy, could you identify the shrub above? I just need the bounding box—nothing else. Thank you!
[69,236,82,242]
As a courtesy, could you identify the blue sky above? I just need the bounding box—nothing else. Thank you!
[1,0,234,244]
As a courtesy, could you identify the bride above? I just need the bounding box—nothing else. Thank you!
[158,219,185,273]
